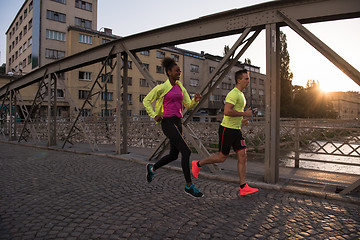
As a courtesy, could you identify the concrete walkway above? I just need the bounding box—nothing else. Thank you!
[0,141,359,239]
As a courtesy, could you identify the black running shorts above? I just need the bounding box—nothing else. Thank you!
[218,125,246,155]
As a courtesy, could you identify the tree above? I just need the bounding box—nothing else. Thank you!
[279,31,294,117]
[244,58,252,65]
[223,45,234,59]
[0,63,5,74]
[292,80,337,118]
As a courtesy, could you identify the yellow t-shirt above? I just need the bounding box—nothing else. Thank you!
[221,87,246,129]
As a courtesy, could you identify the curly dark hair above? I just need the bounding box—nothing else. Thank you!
[162,57,177,77]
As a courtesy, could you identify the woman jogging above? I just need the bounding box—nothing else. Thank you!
[143,57,203,198]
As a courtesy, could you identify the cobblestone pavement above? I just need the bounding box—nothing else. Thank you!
[0,143,359,240]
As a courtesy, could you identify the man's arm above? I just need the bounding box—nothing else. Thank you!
[224,102,252,117]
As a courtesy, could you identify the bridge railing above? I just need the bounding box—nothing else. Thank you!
[3,117,360,173]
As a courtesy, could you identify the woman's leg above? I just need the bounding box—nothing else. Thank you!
[153,118,192,184]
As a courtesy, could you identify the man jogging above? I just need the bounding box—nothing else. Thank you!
[192,69,258,196]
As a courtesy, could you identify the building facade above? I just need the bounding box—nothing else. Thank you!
[6,0,98,74]
[3,0,266,122]
[328,91,360,119]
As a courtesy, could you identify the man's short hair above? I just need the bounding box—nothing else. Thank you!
[234,69,249,84]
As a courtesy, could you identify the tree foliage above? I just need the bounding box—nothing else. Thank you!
[279,31,293,117]
[0,63,5,74]
[279,32,336,118]
[292,80,337,118]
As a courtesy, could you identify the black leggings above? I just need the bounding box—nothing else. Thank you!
[153,117,192,183]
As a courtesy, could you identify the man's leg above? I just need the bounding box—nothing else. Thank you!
[192,152,227,178]
[237,148,258,195]
[236,149,247,185]
[199,152,227,166]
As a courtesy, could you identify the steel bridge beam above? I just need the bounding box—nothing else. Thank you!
[1,0,359,98]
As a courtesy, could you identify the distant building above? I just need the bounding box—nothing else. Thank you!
[6,0,98,75]
[3,0,266,122]
[328,91,360,119]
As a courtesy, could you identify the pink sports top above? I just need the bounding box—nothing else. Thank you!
[163,84,183,117]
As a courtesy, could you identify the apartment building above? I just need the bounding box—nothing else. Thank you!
[328,91,360,119]
[66,27,185,119]
[3,0,266,121]
[6,0,97,75]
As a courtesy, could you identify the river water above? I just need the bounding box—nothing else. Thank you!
[280,141,360,175]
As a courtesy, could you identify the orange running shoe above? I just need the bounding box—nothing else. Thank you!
[240,184,258,196]
[192,160,202,178]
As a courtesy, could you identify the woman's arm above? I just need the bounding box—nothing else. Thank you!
[143,85,161,119]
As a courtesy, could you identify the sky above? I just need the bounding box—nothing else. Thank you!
[0,0,359,92]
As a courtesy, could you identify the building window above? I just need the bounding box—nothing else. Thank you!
[156,65,164,74]
[189,79,199,87]
[190,64,199,73]
[24,9,28,18]
[45,49,65,59]
[46,29,65,41]
[102,92,113,101]
[140,50,150,56]
[15,51,18,59]
[252,89,257,95]
[143,63,149,70]
[28,54,32,64]
[222,83,232,90]
[75,0,92,11]
[122,77,132,86]
[23,42,27,51]
[78,90,91,99]
[140,78,149,87]
[51,0,66,4]
[20,16,23,25]
[57,89,65,98]
[139,94,146,102]
[29,1,33,11]
[28,19,33,29]
[79,71,91,81]
[81,109,91,117]
[259,90,264,96]
[9,46,11,53]
[101,109,113,117]
[28,37,32,46]
[209,95,221,102]
[79,34,92,44]
[102,38,110,44]
[140,110,147,116]
[23,25,27,35]
[171,54,179,62]
[19,47,23,55]
[121,94,132,105]
[101,74,113,83]
[259,79,265,85]
[23,59,27,67]
[16,37,18,45]
[46,10,66,23]
[156,51,165,59]
[75,17,92,28]
[19,31,22,40]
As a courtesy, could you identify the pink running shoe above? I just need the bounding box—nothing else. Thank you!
[192,161,202,178]
[240,184,258,196]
